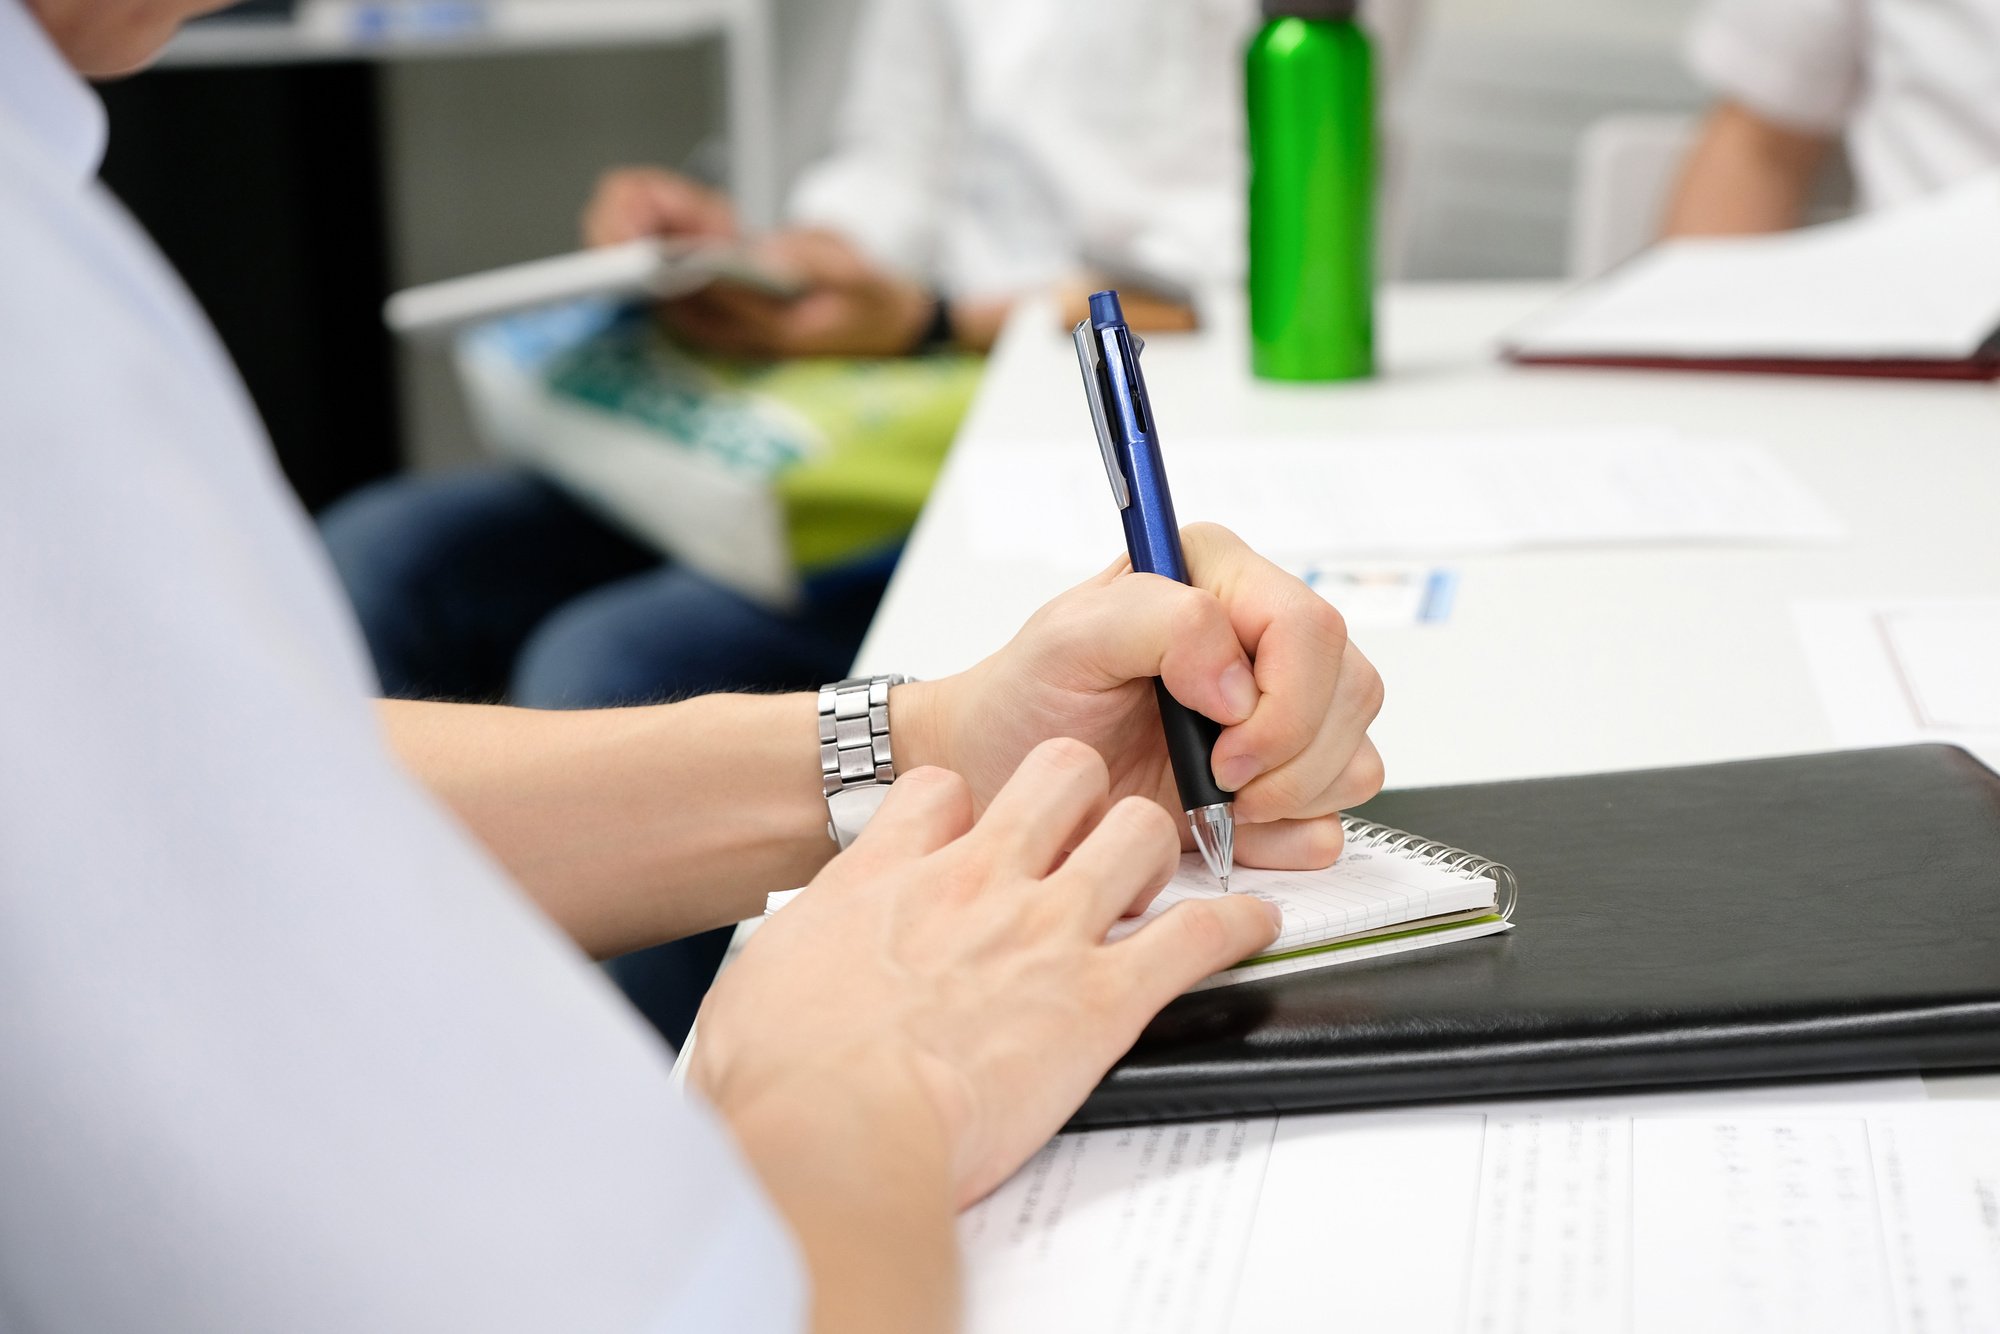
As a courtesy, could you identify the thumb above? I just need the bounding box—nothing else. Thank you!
[1042,574,1261,727]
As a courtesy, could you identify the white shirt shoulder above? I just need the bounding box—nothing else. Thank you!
[1688,0,2000,208]
[789,0,1259,296]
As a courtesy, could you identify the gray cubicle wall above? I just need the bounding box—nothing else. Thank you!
[1389,0,1708,280]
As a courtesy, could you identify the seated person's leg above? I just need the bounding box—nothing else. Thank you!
[510,548,898,706]
[318,470,658,701]
[513,550,899,1047]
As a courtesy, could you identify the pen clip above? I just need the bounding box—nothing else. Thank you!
[1073,319,1131,510]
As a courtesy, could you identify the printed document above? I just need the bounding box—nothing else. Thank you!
[958,1080,1990,1334]
[968,427,1843,565]
[1793,598,2000,771]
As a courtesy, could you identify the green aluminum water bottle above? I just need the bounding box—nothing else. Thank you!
[1246,0,1374,381]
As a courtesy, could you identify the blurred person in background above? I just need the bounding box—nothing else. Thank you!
[1666,0,2000,235]
[320,0,1262,1048]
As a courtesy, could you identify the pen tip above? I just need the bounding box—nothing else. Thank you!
[1187,802,1236,894]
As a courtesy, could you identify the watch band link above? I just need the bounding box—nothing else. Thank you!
[818,676,898,796]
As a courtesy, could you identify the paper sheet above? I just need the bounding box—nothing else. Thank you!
[1506,171,2000,360]
[1793,598,2000,771]
[962,1080,1941,1334]
[967,428,1843,564]
[961,1119,1277,1334]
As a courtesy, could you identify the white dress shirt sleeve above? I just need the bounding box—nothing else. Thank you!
[1686,0,1868,135]
[785,0,961,280]
[0,8,807,1326]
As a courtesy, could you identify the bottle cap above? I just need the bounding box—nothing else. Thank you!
[1261,0,1358,18]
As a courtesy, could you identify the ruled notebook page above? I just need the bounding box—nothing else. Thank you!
[1105,850,1498,957]
[763,841,1508,991]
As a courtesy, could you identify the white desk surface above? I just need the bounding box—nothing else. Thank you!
[856,281,2000,1100]
[860,283,2000,789]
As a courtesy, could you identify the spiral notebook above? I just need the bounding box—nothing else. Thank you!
[762,816,1518,993]
[1106,815,1519,991]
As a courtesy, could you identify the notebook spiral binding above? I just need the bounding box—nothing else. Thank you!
[1339,815,1520,921]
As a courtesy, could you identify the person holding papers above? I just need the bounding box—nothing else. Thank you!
[1666,0,2000,235]
[320,0,1262,1049]
[0,1,1386,1330]
[323,0,1254,709]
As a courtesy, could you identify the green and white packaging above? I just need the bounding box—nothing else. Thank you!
[457,300,981,608]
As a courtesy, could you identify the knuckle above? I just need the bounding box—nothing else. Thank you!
[882,766,974,836]
[1032,737,1111,793]
[1301,591,1349,648]
[1019,890,1071,937]
[1251,762,1319,816]
[1115,796,1180,848]
[1168,587,1229,646]
[1180,521,1235,556]
[1277,700,1328,754]
[1303,817,1347,866]
[899,764,970,801]
[1027,590,1090,645]
[931,855,987,902]
[1347,653,1385,718]
[1171,904,1233,960]
[896,763,948,787]
[1348,747,1387,802]
[1084,958,1148,1018]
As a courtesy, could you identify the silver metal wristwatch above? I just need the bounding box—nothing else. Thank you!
[819,674,910,848]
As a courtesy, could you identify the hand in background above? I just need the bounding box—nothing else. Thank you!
[663,228,937,358]
[692,742,1281,1208]
[580,165,739,248]
[1054,276,1201,334]
[900,524,1386,871]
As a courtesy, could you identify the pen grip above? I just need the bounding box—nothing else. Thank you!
[1153,680,1230,812]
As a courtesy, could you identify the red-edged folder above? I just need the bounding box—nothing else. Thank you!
[1505,342,2000,382]
[1502,175,2000,383]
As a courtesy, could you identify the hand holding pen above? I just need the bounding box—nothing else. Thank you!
[1074,291,1239,886]
[873,289,1385,879]
[1059,289,1387,889]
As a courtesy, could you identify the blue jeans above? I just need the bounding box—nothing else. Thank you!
[319,469,898,1046]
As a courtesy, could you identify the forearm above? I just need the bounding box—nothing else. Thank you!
[378,694,835,956]
[1664,101,1832,237]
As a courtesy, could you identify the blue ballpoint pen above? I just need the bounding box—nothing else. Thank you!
[1073,290,1236,890]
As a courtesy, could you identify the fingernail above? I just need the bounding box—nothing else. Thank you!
[1215,752,1261,792]
[1218,662,1259,722]
[1261,898,1285,932]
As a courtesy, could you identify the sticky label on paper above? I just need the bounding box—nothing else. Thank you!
[1299,563,1458,629]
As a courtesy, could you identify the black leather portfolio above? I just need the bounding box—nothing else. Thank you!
[1075,744,2000,1128]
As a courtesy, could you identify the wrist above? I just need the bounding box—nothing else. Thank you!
[887,678,954,777]
[707,1044,960,1331]
[905,287,955,354]
[635,692,834,935]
